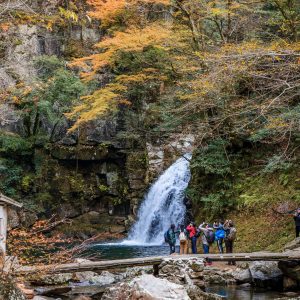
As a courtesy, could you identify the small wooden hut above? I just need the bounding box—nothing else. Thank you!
[0,194,23,255]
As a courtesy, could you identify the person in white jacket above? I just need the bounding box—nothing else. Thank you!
[198,223,214,254]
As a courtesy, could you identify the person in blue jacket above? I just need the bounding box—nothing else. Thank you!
[214,221,225,253]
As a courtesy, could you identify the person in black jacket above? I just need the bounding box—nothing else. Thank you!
[294,209,300,237]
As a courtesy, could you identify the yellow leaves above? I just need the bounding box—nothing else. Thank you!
[97,23,171,52]
[210,7,228,17]
[72,23,171,80]
[116,69,168,84]
[66,83,127,131]
[87,0,126,26]
[59,7,79,22]
[266,117,289,130]
[87,0,171,26]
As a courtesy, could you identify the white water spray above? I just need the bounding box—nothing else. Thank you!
[124,154,192,245]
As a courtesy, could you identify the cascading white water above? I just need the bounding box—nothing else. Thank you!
[124,154,192,245]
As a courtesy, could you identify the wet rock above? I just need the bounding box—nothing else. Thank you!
[238,283,252,290]
[283,276,298,291]
[249,261,282,281]
[278,260,300,282]
[187,288,222,300]
[102,274,191,300]
[232,268,252,283]
[249,261,282,288]
[280,292,300,298]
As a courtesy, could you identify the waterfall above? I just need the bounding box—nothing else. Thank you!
[124,154,192,245]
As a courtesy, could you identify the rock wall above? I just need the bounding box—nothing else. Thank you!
[0,19,148,236]
[0,9,196,238]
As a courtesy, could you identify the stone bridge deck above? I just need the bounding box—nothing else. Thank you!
[17,252,300,275]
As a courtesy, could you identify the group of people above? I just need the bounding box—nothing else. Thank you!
[164,220,237,264]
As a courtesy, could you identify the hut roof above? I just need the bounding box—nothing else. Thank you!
[0,194,23,208]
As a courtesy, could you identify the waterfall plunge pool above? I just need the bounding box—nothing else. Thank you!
[87,243,173,260]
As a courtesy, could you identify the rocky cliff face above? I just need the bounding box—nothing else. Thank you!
[0,11,194,237]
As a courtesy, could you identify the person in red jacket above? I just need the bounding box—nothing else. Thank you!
[186,222,198,254]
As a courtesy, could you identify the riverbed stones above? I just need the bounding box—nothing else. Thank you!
[159,257,205,285]
[102,274,191,300]
[158,257,238,287]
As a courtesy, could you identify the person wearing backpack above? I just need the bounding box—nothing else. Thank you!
[165,224,177,254]
[179,225,188,254]
[198,223,215,254]
[224,220,237,265]
[214,221,225,254]
[186,222,197,254]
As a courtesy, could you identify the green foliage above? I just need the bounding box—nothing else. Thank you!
[262,155,293,174]
[98,184,109,193]
[199,192,233,218]
[34,55,65,80]
[12,56,87,140]
[0,133,32,155]
[191,139,231,176]
[21,175,34,193]
[0,158,23,197]
[113,46,170,74]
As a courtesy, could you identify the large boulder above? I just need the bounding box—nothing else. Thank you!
[278,260,300,282]
[102,274,191,300]
[232,268,252,284]
[159,257,205,285]
[249,261,283,288]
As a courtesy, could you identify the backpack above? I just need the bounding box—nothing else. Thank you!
[164,230,170,243]
[215,229,225,239]
[179,231,187,242]
[227,227,237,241]
[206,230,215,244]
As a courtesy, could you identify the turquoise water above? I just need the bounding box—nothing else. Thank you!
[206,285,291,300]
[87,243,172,260]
